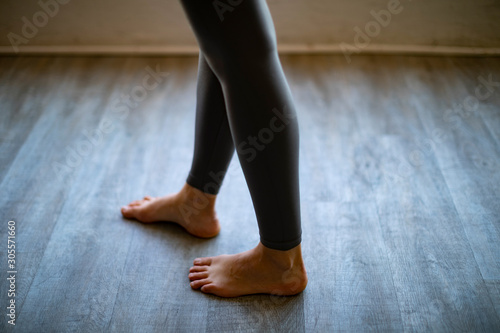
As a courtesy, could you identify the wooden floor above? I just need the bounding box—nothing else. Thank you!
[0,54,499,332]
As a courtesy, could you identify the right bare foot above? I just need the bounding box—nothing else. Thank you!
[121,183,220,238]
[189,242,308,297]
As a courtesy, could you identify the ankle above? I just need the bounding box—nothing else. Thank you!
[257,242,304,271]
[179,183,217,213]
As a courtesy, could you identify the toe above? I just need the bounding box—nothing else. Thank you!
[200,284,218,294]
[121,206,136,218]
[193,257,212,266]
[189,266,208,273]
[190,278,211,289]
[188,272,208,281]
[128,201,143,207]
[144,196,153,200]
[121,205,148,221]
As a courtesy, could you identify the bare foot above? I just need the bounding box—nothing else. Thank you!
[121,183,220,238]
[188,242,307,297]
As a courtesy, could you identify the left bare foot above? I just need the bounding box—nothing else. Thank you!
[121,183,220,238]
[188,242,307,297]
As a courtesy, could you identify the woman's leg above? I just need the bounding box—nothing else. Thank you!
[121,53,234,238]
[180,0,307,296]
[180,0,301,250]
[186,52,235,195]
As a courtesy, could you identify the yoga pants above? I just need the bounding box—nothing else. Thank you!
[180,0,302,251]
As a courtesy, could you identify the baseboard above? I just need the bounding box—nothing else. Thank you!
[1,44,500,56]
[0,45,200,56]
[278,44,500,56]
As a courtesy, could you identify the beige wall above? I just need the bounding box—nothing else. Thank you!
[1,0,500,54]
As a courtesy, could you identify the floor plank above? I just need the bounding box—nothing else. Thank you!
[405,57,500,282]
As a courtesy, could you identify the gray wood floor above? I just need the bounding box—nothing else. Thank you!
[0,54,499,332]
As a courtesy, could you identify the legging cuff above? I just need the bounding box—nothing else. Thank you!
[186,172,220,195]
[260,235,302,251]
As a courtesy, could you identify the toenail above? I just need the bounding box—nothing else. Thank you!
[194,259,201,264]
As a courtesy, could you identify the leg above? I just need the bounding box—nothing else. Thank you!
[121,53,234,238]
[180,0,307,296]
[186,52,235,195]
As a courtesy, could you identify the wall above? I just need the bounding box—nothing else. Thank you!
[1,0,500,54]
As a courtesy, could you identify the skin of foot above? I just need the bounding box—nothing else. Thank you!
[188,242,308,297]
[121,183,220,238]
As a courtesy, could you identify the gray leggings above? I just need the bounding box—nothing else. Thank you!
[180,0,302,251]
